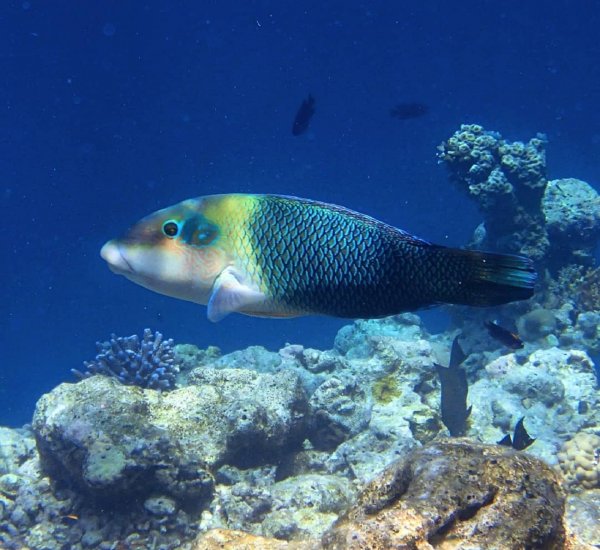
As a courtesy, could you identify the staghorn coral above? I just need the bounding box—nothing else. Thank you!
[72,328,181,391]
[557,432,600,490]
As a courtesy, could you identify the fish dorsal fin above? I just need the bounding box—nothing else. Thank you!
[207,267,267,322]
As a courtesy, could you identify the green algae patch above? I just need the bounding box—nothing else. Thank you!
[372,373,401,404]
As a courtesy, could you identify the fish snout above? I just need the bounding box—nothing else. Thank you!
[101,240,133,274]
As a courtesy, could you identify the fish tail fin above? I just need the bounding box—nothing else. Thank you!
[429,247,537,307]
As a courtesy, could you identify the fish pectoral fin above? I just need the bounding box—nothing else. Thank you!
[207,267,267,322]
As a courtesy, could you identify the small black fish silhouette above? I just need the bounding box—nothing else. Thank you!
[497,417,535,450]
[497,434,513,447]
[484,320,523,349]
[292,94,315,136]
[436,335,471,436]
[390,102,428,120]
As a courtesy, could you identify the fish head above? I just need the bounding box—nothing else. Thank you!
[101,197,229,304]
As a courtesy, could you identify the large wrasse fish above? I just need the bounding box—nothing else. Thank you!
[100,194,536,322]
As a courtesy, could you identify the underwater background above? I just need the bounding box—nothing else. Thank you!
[3,0,599,427]
[2,2,600,548]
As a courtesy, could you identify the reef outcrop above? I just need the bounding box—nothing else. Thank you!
[438,124,600,271]
[32,370,308,501]
[323,439,567,549]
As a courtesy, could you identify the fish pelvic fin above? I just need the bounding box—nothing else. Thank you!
[207,267,268,322]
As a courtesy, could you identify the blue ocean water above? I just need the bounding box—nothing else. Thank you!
[1,1,599,427]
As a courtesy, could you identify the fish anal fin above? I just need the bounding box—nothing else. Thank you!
[207,267,267,322]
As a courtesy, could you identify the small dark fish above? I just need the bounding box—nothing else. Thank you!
[292,94,315,135]
[484,321,524,349]
[61,514,79,525]
[512,417,535,450]
[436,336,471,436]
[497,417,535,450]
[578,400,589,414]
[390,102,428,120]
[497,434,513,447]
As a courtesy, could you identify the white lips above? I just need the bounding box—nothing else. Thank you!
[100,241,132,274]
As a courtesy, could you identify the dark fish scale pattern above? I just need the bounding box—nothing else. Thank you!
[246,195,535,318]
[248,196,441,318]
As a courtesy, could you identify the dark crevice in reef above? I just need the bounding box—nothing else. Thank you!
[428,489,497,544]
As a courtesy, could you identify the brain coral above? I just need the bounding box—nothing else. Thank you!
[557,432,600,490]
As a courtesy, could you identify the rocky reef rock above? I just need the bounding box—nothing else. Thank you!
[32,369,307,502]
[307,375,372,451]
[566,490,600,546]
[543,178,600,266]
[192,528,316,549]
[469,347,599,465]
[322,439,567,549]
[0,427,35,476]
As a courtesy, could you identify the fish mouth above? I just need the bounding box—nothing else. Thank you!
[100,241,134,275]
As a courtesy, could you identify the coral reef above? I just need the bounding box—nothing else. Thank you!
[5,311,600,547]
[470,347,599,464]
[10,125,600,548]
[558,432,600,490]
[438,123,549,260]
[517,307,557,342]
[542,178,600,266]
[0,427,201,549]
[322,439,567,549]
[193,529,315,549]
[33,369,307,500]
[72,328,181,391]
[438,125,600,271]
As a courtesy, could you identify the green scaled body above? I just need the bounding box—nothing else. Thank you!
[101,193,536,321]
[246,195,536,318]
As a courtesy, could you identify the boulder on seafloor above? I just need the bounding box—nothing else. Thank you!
[32,370,308,502]
[321,439,567,549]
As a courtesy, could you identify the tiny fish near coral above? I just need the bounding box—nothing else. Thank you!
[72,328,180,391]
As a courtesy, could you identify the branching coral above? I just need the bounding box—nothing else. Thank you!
[72,328,181,391]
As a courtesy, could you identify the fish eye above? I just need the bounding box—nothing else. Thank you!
[162,220,180,238]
